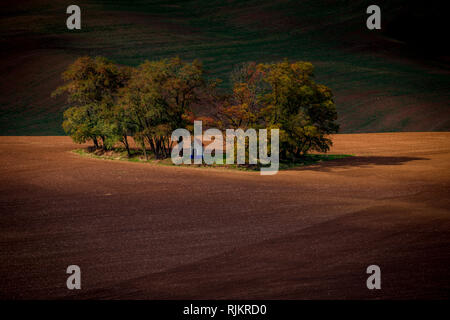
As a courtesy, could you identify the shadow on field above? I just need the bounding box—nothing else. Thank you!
[294,156,429,172]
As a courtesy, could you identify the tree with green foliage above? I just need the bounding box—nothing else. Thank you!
[117,57,213,159]
[53,56,130,150]
[258,60,339,158]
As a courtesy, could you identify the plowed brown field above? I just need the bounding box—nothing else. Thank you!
[0,133,449,299]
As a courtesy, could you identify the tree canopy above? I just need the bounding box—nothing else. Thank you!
[55,56,339,161]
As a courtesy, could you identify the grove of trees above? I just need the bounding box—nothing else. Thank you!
[54,56,339,162]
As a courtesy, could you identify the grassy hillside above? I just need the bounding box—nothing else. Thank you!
[1,0,449,135]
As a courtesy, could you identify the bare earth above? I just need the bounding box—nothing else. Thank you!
[0,133,449,299]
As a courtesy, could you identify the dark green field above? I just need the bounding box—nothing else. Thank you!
[1,0,449,135]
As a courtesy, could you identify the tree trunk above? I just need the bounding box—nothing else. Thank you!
[100,136,107,151]
[154,137,161,159]
[281,147,287,160]
[141,140,148,160]
[93,137,99,149]
[122,135,131,157]
[146,136,156,159]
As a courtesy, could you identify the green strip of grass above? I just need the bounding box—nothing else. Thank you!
[72,148,354,172]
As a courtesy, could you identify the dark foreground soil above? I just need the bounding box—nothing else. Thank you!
[0,133,449,299]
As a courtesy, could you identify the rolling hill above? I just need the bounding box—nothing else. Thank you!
[1,0,449,135]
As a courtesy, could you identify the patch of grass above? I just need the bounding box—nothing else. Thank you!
[72,148,354,172]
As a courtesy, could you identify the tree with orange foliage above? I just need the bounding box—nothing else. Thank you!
[218,60,339,160]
